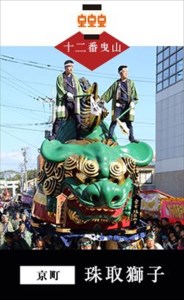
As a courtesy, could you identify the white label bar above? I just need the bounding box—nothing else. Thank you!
[20,266,75,285]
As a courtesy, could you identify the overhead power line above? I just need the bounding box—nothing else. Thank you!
[0,54,156,83]
[1,68,50,98]
[0,125,47,132]
[1,129,38,148]
[0,103,50,113]
[2,75,54,87]
[1,122,52,126]
[1,68,54,103]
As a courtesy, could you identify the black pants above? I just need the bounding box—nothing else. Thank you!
[66,101,81,130]
[51,101,81,139]
[108,104,135,141]
[51,118,63,138]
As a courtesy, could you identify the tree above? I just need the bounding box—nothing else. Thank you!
[27,169,38,180]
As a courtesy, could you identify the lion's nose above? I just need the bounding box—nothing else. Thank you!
[83,179,124,208]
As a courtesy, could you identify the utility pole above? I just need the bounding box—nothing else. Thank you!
[19,163,24,193]
[44,97,55,139]
[51,98,56,124]
[21,147,28,191]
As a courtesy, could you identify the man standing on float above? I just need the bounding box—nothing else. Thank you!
[101,65,139,143]
[52,59,84,139]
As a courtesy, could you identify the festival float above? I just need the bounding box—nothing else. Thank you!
[31,82,153,248]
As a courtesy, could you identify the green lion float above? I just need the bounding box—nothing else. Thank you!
[32,82,153,231]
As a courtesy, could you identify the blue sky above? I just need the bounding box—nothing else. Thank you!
[0,46,156,172]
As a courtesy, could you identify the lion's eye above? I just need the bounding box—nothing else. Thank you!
[81,160,99,177]
[109,160,127,184]
[109,160,126,178]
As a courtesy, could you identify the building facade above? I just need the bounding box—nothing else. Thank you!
[138,165,155,191]
[155,46,184,197]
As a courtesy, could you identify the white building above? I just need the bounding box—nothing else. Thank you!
[155,46,184,197]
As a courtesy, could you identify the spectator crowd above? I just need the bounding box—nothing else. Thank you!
[0,200,184,250]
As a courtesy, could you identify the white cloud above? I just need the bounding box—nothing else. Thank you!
[1,152,22,161]
[0,152,22,171]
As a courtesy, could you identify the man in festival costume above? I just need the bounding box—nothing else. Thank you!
[101,65,139,143]
[52,59,84,139]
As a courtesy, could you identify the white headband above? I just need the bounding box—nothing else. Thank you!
[119,68,128,73]
[64,63,74,67]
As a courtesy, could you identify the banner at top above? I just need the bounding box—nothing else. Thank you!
[1,1,183,46]
[55,3,129,69]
